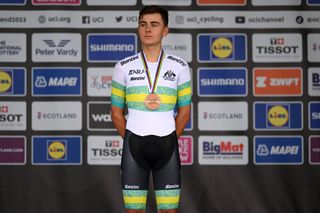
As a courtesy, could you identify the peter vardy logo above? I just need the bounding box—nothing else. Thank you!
[309,102,320,130]
[254,102,302,130]
[198,68,247,96]
[254,136,303,165]
[197,34,247,63]
[32,136,82,165]
[0,0,26,4]
[87,34,137,62]
[0,68,26,96]
[32,68,81,96]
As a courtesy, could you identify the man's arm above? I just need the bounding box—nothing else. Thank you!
[111,105,126,139]
[175,104,191,138]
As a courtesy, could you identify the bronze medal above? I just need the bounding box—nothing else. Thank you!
[144,93,161,110]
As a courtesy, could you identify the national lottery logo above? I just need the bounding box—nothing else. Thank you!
[254,102,302,131]
[47,140,67,160]
[197,34,247,62]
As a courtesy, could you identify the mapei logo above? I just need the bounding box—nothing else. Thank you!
[32,136,82,165]
[308,68,320,96]
[197,34,247,62]
[307,0,320,5]
[309,102,320,130]
[0,0,26,5]
[253,67,302,96]
[197,0,246,5]
[32,68,81,96]
[198,67,247,96]
[87,34,137,62]
[0,68,26,96]
[254,102,302,130]
[254,136,303,165]
[253,34,302,62]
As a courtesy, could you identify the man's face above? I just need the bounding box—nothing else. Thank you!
[138,13,168,47]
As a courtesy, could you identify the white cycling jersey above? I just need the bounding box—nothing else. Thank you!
[111,51,192,136]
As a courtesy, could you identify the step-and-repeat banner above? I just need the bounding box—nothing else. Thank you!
[0,0,320,213]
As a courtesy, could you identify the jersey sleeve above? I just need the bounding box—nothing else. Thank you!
[177,66,192,108]
[111,62,126,109]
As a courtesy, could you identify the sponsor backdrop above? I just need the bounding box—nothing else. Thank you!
[0,0,320,213]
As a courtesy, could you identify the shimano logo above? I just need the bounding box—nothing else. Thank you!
[90,44,134,52]
[201,78,244,86]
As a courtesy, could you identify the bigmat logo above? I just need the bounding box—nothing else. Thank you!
[0,136,26,165]
[252,0,301,5]
[0,0,26,5]
[87,0,136,5]
[254,136,303,165]
[178,136,193,165]
[309,136,320,164]
[0,68,26,96]
[199,136,248,165]
[253,67,302,96]
[254,102,303,131]
[32,102,82,131]
[308,68,320,96]
[87,136,123,165]
[197,0,246,5]
[88,102,114,131]
[32,67,81,96]
[198,67,247,96]
[197,34,247,63]
[32,136,82,165]
[87,34,137,62]
[0,33,26,62]
[0,102,26,131]
[309,102,320,130]
[308,34,320,62]
[32,0,81,5]
[308,0,320,5]
[252,34,302,62]
[198,102,248,131]
[32,33,81,62]
[87,67,113,97]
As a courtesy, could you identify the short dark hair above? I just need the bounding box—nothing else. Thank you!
[139,5,169,26]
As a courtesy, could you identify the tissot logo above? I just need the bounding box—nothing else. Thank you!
[88,102,115,131]
[0,102,26,131]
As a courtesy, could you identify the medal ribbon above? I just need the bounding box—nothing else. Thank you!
[140,50,165,93]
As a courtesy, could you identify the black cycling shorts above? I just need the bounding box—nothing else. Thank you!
[121,130,181,210]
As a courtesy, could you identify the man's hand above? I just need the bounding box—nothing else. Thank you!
[175,105,191,138]
[111,105,127,138]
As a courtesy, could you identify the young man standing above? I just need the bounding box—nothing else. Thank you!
[111,5,192,213]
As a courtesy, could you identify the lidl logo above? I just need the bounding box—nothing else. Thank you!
[254,102,302,130]
[197,0,246,5]
[0,0,25,4]
[198,68,247,96]
[32,67,81,96]
[309,102,320,130]
[0,68,25,96]
[308,0,320,5]
[254,136,303,165]
[87,34,137,62]
[198,34,246,62]
[253,68,302,96]
[32,136,82,165]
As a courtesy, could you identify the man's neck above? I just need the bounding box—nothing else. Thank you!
[142,45,162,62]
